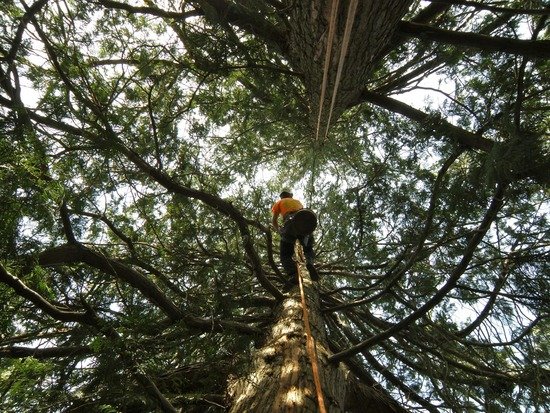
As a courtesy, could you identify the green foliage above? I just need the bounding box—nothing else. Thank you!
[0,358,55,412]
[0,1,548,412]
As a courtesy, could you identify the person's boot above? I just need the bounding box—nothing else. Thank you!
[306,263,319,281]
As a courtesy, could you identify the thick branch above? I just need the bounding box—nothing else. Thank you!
[0,345,91,359]
[399,21,550,58]
[3,0,49,68]
[38,244,184,321]
[376,9,517,94]
[37,244,262,336]
[60,200,77,244]
[358,90,494,152]
[411,2,451,24]
[195,0,287,52]
[179,316,263,336]
[0,262,92,324]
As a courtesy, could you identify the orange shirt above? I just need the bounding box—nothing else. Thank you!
[272,198,303,219]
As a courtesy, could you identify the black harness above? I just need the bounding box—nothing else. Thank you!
[282,209,318,238]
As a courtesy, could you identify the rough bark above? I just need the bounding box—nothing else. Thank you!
[227,265,340,411]
[286,0,414,134]
[227,244,399,412]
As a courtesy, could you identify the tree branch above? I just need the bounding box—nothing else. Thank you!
[325,320,410,413]
[411,1,450,24]
[100,143,284,300]
[37,243,185,321]
[194,0,288,52]
[92,0,200,19]
[426,0,550,16]
[325,150,464,314]
[358,90,494,152]
[399,21,550,58]
[0,95,284,301]
[3,0,49,69]
[0,262,92,324]
[514,11,548,129]
[0,345,91,359]
[457,256,511,337]
[359,344,439,412]
[329,184,507,362]
[60,200,77,244]
[80,300,178,413]
[37,243,263,335]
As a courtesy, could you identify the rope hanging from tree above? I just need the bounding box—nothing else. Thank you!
[314,0,358,144]
[296,248,327,413]
[309,0,358,205]
[302,2,360,409]
[323,0,358,142]
[309,0,339,205]
[314,0,340,144]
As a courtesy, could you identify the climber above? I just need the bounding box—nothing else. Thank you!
[271,190,319,285]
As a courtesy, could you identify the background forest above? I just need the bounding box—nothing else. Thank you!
[0,0,549,412]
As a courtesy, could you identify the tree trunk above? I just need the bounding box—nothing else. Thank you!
[227,244,403,412]
[227,245,349,412]
[286,0,414,133]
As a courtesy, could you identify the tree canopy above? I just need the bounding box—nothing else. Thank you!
[0,0,549,411]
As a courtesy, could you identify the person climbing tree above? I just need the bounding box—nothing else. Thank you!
[271,190,319,284]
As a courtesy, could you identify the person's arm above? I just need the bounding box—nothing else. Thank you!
[271,200,280,231]
[272,212,280,231]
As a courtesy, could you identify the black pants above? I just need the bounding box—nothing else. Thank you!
[279,232,315,277]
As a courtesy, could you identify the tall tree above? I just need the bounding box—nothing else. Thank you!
[0,0,549,411]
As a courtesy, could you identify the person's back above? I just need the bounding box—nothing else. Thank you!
[271,190,319,285]
[273,197,303,220]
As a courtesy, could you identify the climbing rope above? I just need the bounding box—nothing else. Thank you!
[310,0,358,204]
[310,0,339,206]
[314,0,340,144]
[306,150,317,207]
[322,0,358,142]
[298,5,359,407]
[295,248,327,413]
